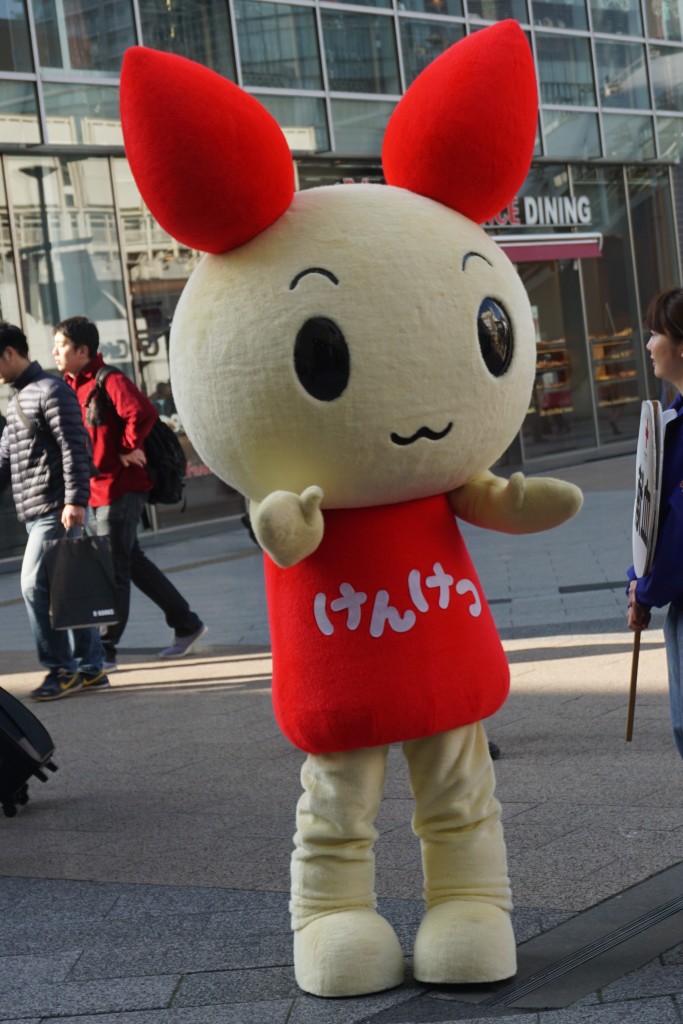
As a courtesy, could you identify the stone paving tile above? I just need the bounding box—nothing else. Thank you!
[287,987,424,1024]
[0,976,178,1021]
[0,950,81,991]
[106,885,288,919]
[69,932,292,980]
[537,995,682,1023]
[39,1002,293,1024]
[172,965,298,1006]
[597,960,683,1001]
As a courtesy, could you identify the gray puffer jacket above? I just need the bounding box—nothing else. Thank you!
[0,361,91,522]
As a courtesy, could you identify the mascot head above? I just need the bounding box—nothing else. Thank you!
[120,22,538,507]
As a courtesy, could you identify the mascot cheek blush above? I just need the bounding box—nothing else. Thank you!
[120,23,583,998]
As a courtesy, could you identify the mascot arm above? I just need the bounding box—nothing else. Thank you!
[250,486,325,567]
[448,470,583,535]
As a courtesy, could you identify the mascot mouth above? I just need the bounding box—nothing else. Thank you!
[390,422,453,446]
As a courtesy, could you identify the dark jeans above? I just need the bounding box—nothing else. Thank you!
[90,492,201,657]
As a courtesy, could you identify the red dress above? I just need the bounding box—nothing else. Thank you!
[264,493,509,754]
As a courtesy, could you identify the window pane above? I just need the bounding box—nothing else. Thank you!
[0,80,40,144]
[467,0,528,19]
[627,167,679,343]
[42,83,121,145]
[572,164,645,446]
[649,43,683,112]
[330,98,395,152]
[603,113,655,159]
[590,0,642,35]
[6,156,131,370]
[595,41,649,110]
[236,1,321,89]
[531,0,587,30]
[138,0,235,78]
[543,108,601,158]
[257,93,330,152]
[323,12,400,94]
[399,18,464,85]
[646,0,683,41]
[536,33,596,106]
[657,114,683,159]
[0,0,33,71]
[33,0,136,74]
[398,0,463,15]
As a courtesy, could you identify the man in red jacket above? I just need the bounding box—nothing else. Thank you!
[53,316,206,669]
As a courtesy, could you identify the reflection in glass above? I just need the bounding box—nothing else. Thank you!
[657,114,683,159]
[467,0,528,19]
[542,108,600,158]
[531,0,587,30]
[628,167,679,356]
[399,18,464,85]
[0,0,33,71]
[138,0,235,78]
[33,0,135,74]
[595,41,649,110]
[603,113,655,160]
[323,12,400,94]
[649,43,683,111]
[398,0,463,15]
[536,34,596,106]
[520,258,596,459]
[330,98,396,153]
[646,0,683,41]
[573,165,644,446]
[42,83,121,146]
[0,80,40,144]
[6,157,131,375]
[256,94,329,152]
[590,0,642,35]
[236,1,322,90]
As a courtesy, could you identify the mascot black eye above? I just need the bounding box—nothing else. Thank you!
[294,317,350,401]
[477,298,513,377]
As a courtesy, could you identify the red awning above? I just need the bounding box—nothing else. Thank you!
[490,232,603,263]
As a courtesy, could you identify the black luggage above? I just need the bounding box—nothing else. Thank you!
[0,686,57,817]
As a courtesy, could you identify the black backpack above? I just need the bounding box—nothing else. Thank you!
[87,367,187,505]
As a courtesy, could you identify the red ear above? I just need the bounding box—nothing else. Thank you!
[120,48,295,254]
[382,21,537,224]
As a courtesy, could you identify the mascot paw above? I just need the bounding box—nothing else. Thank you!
[413,901,516,984]
[294,909,405,997]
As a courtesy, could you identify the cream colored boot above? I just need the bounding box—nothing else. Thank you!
[291,746,405,997]
[404,723,517,984]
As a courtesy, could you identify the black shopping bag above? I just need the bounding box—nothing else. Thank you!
[43,534,120,630]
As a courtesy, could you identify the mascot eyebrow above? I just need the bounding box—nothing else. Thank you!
[290,267,340,290]
[462,251,493,271]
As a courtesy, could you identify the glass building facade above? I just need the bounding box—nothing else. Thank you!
[0,0,681,556]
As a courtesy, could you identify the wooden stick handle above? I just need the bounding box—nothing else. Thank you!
[626,630,641,742]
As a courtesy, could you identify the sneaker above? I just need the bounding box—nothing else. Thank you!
[159,623,208,658]
[80,668,111,692]
[103,659,118,671]
[31,668,82,701]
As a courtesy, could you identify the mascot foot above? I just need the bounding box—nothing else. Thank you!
[294,909,405,997]
[413,901,516,984]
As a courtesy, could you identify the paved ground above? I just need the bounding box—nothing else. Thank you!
[0,454,682,1023]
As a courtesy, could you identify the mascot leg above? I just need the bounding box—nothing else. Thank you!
[291,745,405,997]
[405,722,516,984]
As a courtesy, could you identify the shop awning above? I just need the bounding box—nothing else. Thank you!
[490,232,603,262]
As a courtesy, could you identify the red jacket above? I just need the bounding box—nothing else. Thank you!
[65,354,157,507]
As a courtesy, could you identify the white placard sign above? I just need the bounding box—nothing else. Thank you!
[632,400,671,577]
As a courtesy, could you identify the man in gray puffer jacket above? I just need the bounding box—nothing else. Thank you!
[0,322,108,700]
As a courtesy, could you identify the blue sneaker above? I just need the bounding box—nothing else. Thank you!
[80,668,111,692]
[159,623,208,658]
[31,668,82,701]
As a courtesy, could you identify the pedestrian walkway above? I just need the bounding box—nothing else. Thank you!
[0,455,681,1023]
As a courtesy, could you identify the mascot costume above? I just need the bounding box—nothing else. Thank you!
[120,22,583,998]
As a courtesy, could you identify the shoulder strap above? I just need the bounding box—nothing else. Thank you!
[86,365,121,409]
[12,390,39,435]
